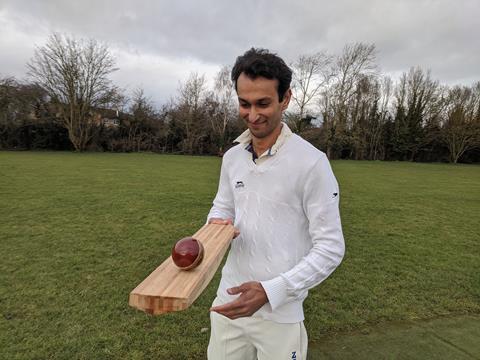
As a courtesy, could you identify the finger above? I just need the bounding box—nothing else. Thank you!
[227,286,241,295]
[212,305,248,319]
[210,300,242,313]
[227,282,250,295]
[210,296,258,319]
[218,304,253,319]
[208,218,229,225]
[220,311,243,320]
[233,228,240,238]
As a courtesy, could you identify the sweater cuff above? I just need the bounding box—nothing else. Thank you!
[260,276,289,311]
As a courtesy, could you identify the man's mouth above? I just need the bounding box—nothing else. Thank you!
[249,120,266,128]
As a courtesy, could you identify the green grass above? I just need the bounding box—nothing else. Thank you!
[0,152,479,359]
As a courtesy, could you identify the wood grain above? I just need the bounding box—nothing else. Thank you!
[129,223,234,315]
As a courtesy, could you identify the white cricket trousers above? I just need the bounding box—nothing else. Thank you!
[207,302,308,359]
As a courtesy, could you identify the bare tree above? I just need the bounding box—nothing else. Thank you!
[27,33,119,151]
[289,52,332,132]
[348,75,380,159]
[124,88,158,152]
[320,43,378,158]
[211,65,236,154]
[0,77,17,145]
[176,72,208,154]
[392,67,443,160]
[371,76,393,160]
[442,83,480,163]
[333,43,378,123]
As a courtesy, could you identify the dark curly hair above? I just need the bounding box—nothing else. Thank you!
[231,48,292,101]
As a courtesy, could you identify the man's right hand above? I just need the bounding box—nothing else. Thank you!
[208,218,240,238]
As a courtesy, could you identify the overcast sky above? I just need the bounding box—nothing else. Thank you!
[1,0,479,106]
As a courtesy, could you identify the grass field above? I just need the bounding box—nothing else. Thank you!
[0,151,479,359]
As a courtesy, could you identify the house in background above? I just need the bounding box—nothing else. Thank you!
[93,109,125,128]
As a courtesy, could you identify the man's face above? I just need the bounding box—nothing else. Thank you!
[236,73,291,139]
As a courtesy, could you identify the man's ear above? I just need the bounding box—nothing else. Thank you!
[281,88,292,111]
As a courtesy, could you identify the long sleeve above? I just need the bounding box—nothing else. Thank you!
[207,158,235,222]
[261,154,345,310]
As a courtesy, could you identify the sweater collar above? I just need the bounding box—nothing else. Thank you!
[234,122,293,157]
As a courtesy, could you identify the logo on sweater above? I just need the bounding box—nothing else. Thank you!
[291,351,297,359]
[235,181,245,189]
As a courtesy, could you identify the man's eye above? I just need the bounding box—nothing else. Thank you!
[258,103,269,108]
[240,103,250,108]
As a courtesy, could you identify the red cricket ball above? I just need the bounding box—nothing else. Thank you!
[171,237,204,270]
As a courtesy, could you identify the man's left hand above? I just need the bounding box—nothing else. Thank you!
[209,281,268,319]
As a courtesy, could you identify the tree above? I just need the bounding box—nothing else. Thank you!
[0,77,18,148]
[210,65,236,154]
[289,52,332,133]
[442,83,480,163]
[27,33,119,151]
[124,88,159,152]
[0,76,64,150]
[348,75,381,160]
[320,43,378,158]
[175,72,209,154]
[371,76,393,160]
[391,67,443,161]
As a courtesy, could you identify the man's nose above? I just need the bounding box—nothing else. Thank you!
[248,107,259,123]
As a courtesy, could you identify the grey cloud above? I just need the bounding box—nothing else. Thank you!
[1,0,479,105]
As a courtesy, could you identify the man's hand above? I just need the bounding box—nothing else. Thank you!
[209,281,268,319]
[208,218,240,238]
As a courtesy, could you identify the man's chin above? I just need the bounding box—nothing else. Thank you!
[248,128,268,139]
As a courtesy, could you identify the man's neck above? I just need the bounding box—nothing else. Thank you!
[252,123,283,156]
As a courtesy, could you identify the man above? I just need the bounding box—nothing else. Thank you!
[207,48,345,360]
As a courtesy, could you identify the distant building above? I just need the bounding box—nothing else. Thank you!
[93,109,125,128]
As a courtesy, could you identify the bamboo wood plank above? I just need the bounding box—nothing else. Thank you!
[129,223,234,315]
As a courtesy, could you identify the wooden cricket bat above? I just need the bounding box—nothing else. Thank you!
[129,223,234,315]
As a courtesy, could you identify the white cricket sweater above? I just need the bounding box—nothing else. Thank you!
[207,127,345,323]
